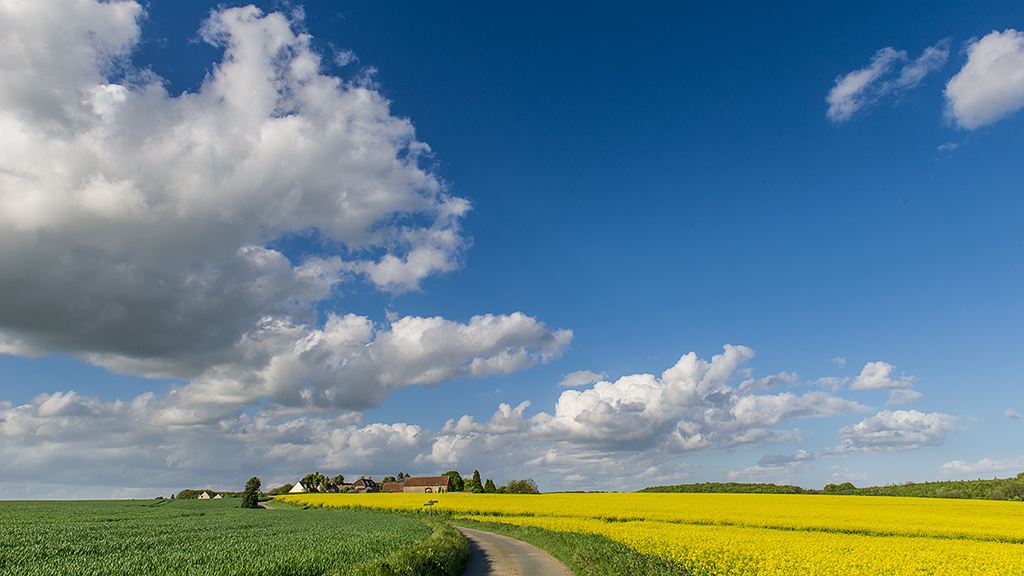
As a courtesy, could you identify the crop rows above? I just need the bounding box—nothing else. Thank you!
[0,499,431,576]
[284,492,1024,575]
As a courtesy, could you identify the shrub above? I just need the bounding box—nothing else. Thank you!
[504,478,540,494]
[241,477,262,509]
[353,522,469,576]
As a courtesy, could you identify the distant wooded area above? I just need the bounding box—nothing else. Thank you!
[640,473,1024,500]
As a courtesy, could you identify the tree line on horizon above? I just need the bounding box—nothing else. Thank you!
[640,472,1024,501]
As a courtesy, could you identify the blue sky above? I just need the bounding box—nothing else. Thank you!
[0,0,1022,498]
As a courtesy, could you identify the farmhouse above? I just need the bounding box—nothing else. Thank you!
[351,477,380,493]
[288,481,319,494]
[398,476,452,493]
[288,477,379,493]
[197,491,214,499]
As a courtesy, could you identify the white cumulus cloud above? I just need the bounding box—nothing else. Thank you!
[0,1,572,412]
[0,1,478,368]
[850,361,915,390]
[832,410,960,454]
[945,29,1024,129]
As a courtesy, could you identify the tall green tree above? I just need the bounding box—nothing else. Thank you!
[484,478,497,493]
[241,476,262,509]
[441,470,464,492]
[465,469,483,493]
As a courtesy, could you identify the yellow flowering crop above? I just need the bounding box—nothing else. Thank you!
[281,492,1024,575]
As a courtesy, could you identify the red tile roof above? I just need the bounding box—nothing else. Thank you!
[402,476,452,488]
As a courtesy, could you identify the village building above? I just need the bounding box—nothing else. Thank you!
[400,476,453,493]
[288,481,319,494]
[197,491,214,499]
[287,474,453,494]
[351,477,380,493]
[288,477,376,493]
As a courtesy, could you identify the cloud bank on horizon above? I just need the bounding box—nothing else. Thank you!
[0,0,1018,498]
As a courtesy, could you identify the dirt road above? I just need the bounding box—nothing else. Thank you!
[456,526,574,576]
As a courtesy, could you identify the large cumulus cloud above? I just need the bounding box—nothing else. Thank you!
[945,29,1024,129]
[0,1,472,364]
[0,1,571,409]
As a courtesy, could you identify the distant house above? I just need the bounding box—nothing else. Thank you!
[351,477,380,493]
[381,482,404,493]
[212,494,223,499]
[288,481,319,494]
[198,491,214,499]
[401,476,452,493]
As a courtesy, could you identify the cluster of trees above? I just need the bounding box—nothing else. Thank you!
[439,470,537,494]
[265,484,295,495]
[642,473,1024,501]
[825,473,1024,500]
[301,471,346,487]
[380,472,411,484]
[640,482,807,494]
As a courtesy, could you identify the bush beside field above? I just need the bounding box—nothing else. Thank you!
[353,521,469,576]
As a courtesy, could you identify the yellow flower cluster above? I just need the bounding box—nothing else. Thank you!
[281,492,1024,575]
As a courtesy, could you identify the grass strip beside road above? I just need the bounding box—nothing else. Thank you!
[353,520,470,576]
[434,517,698,576]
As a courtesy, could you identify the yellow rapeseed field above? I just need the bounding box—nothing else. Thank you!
[281,492,1024,575]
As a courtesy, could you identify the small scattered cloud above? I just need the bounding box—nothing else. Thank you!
[333,48,357,67]
[827,40,950,124]
[945,29,1024,129]
[812,376,848,392]
[829,466,868,484]
[850,361,915,390]
[727,450,817,483]
[937,142,959,151]
[737,371,798,394]
[887,389,924,405]
[940,456,1024,477]
[830,357,847,369]
[832,410,960,454]
[558,370,606,388]
[1006,409,1022,420]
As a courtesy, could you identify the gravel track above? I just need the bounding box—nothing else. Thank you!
[456,526,574,576]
